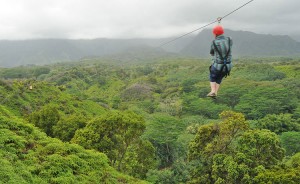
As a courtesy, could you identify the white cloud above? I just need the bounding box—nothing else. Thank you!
[0,0,298,39]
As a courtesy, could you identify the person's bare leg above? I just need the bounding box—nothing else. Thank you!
[210,82,216,94]
[215,83,220,95]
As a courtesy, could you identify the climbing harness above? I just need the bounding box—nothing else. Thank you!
[212,37,231,77]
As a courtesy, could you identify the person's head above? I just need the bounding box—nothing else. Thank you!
[213,25,224,37]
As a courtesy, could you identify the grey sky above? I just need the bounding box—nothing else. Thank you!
[0,0,298,40]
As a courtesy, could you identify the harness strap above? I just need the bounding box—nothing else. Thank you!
[213,37,231,62]
[212,37,231,77]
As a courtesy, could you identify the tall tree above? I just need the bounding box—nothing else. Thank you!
[188,111,249,183]
[72,111,150,173]
[52,114,87,142]
[28,105,60,137]
[188,111,285,184]
[189,111,249,161]
[237,129,285,168]
[142,113,184,168]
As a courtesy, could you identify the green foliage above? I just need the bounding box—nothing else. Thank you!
[188,111,285,183]
[0,67,32,79]
[280,78,300,99]
[0,105,15,118]
[280,132,300,156]
[275,64,300,79]
[0,79,13,90]
[137,99,158,114]
[237,129,285,168]
[254,167,300,184]
[157,97,183,116]
[184,96,230,119]
[145,159,191,184]
[189,111,249,161]
[28,105,60,137]
[122,140,157,179]
[214,84,248,108]
[53,114,87,142]
[211,154,252,184]
[184,115,211,134]
[1,58,300,183]
[0,66,51,79]
[143,113,185,168]
[233,63,286,81]
[0,114,146,184]
[32,67,51,78]
[286,152,300,168]
[254,149,300,183]
[255,113,300,134]
[146,169,175,184]
[293,105,300,119]
[235,87,297,119]
[72,110,152,175]
[182,79,198,93]
[135,66,154,76]
[188,111,251,183]
[121,83,153,101]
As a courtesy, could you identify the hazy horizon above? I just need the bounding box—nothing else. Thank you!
[0,28,299,42]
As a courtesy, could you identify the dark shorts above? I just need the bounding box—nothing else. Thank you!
[209,65,225,84]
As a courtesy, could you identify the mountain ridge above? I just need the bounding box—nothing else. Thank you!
[0,30,299,67]
[181,29,300,57]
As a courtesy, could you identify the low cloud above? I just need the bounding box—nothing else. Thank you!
[0,0,298,39]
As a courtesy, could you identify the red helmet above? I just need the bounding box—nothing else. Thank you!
[213,25,224,36]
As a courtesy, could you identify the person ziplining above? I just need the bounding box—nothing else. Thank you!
[207,24,232,98]
[158,0,254,98]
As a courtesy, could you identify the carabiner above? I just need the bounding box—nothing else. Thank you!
[217,17,222,24]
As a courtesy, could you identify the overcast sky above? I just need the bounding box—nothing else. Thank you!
[0,0,298,40]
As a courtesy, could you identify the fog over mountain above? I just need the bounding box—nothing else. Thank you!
[0,36,192,67]
[0,30,299,67]
[181,29,300,57]
[291,35,300,42]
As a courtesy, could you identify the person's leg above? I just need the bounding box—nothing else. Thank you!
[210,82,216,94]
[215,83,220,95]
[208,66,217,96]
[215,73,225,95]
[207,82,217,97]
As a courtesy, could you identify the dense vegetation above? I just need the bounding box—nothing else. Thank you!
[0,57,300,183]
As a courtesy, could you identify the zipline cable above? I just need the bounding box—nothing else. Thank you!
[158,0,254,48]
[158,21,218,48]
[221,0,254,20]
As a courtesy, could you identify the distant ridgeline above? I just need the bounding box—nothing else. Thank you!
[181,29,300,57]
[0,29,300,67]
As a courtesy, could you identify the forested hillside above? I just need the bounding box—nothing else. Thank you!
[1,57,300,183]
